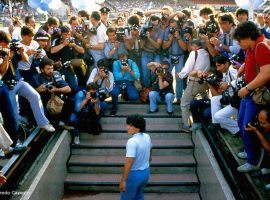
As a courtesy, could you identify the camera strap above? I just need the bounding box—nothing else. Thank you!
[9,61,16,78]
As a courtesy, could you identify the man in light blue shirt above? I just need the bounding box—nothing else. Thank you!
[110,53,140,116]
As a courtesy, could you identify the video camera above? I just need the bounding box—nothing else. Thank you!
[198,14,219,35]
[116,27,130,42]
[198,73,221,86]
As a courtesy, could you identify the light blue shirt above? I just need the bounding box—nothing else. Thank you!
[126,133,152,171]
[113,59,140,81]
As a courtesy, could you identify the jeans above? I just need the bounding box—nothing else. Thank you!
[70,101,108,136]
[9,79,49,127]
[238,96,260,165]
[59,67,79,92]
[111,81,139,111]
[168,55,185,99]
[149,91,174,112]
[120,168,150,200]
[190,99,211,123]
[0,84,19,144]
[141,51,161,88]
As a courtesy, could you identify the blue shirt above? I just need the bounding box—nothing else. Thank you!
[113,59,140,82]
[163,27,185,55]
[104,41,128,60]
[74,90,100,113]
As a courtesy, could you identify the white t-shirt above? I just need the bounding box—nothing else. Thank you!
[126,132,152,171]
[17,40,40,71]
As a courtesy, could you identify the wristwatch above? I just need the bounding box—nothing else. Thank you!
[245,85,251,92]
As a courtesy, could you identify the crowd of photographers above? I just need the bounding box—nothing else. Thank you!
[0,3,270,189]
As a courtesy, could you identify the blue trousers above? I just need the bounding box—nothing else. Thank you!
[149,91,174,112]
[120,168,150,200]
[238,96,260,165]
[190,99,211,123]
[111,81,139,111]
[0,84,19,145]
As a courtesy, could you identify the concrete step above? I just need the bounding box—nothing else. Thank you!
[79,132,190,140]
[63,192,200,200]
[65,173,199,193]
[72,138,193,149]
[101,117,181,124]
[68,155,196,174]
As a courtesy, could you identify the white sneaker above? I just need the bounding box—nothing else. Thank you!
[42,124,55,132]
[74,136,80,145]
[237,163,259,173]
[265,183,270,191]
[237,151,247,159]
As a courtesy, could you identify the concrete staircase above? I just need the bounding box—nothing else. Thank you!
[63,103,200,200]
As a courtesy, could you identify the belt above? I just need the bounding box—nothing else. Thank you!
[188,77,200,82]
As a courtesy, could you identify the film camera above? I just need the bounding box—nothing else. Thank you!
[156,67,166,76]
[66,37,75,43]
[198,14,219,35]
[161,14,169,21]
[62,61,72,68]
[89,27,97,35]
[74,25,85,34]
[140,21,153,39]
[121,60,128,67]
[45,82,54,90]
[235,76,247,91]
[183,26,193,35]
[100,67,109,75]
[5,79,17,90]
[0,47,9,57]
[247,116,264,132]
[10,41,20,52]
[97,88,106,101]
[169,27,177,34]
[198,73,221,86]
[116,27,130,42]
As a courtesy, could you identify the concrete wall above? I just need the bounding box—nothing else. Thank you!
[20,131,71,200]
[193,130,235,200]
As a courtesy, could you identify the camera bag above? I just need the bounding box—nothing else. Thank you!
[46,93,64,115]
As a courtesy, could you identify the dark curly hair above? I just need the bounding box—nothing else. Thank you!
[234,21,261,41]
[126,114,146,132]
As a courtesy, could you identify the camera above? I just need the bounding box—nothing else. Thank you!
[130,24,140,31]
[198,73,221,86]
[116,27,129,42]
[89,27,97,35]
[0,47,9,57]
[5,79,17,90]
[98,88,106,101]
[140,21,153,39]
[169,27,177,35]
[53,28,60,34]
[161,14,168,21]
[177,17,186,28]
[156,67,165,76]
[10,41,20,52]
[246,117,264,132]
[74,25,84,34]
[198,14,219,35]
[100,67,109,75]
[159,90,167,101]
[45,82,54,90]
[121,60,128,67]
[235,76,247,91]
[66,37,75,43]
[183,26,193,35]
[90,92,97,99]
[63,61,71,68]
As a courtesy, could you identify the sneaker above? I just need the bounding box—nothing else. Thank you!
[147,108,158,114]
[179,125,191,133]
[265,183,270,191]
[0,150,5,158]
[237,151,247,159]
[237,163,259,173]
[167,111,173,116]
[192,123,202,132]
[13,141,27,154]
[74,136,80,145]
[110,110,117,116]
[42,124,55,132]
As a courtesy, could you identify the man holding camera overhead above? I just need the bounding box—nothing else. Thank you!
[110,52,140,116]
[147,60,174,116]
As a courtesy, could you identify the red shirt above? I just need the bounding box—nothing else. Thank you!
[245,35,270,83]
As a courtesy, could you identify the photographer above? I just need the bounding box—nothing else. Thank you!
[0,30,55,132]
[30,58,73,128]
[208,13,240,56]
[147,60,174,116]
[178,39,210,132]
[104,27,129,63]
[51,25,85,91]
[69,16,85,44]
[70,83,108,144]
[245,107,270,190]
[140,15,164,88]
[257,7,270,40]
[234,21,270,173]
[110,52,140,116]
[87,58,114,99]
[84,11,107,67]
[163,18,188,102]
[210,55,239,136]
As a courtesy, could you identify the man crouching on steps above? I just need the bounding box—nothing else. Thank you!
[120,114,152,200]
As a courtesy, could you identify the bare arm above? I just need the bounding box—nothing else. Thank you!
[119,157,134,192]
